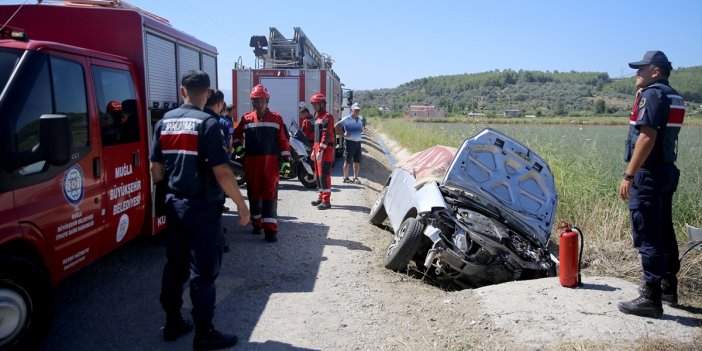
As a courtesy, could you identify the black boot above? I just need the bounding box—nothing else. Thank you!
[619,282,663,319]
[638,277,679,306]
[661,277,678,306]
[163,315,193,341]
[193,325,238,350]
[311,198,323,206]
[264,230,278,243]
[251,226,261,235]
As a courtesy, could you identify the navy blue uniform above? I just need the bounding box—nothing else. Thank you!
[625,81,686,284]
[150,104,230,328]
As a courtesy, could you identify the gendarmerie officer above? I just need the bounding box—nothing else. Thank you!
[150,70,250,349]
[617,51,686,319]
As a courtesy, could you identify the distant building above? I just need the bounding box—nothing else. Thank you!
[525,114,536,118]
[503,109,519,118]
[407,105,444,118]
[467,112,485,117]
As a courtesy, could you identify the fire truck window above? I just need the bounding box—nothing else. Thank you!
[0,49,22,93]
[50,57,88,148]
[12,54,52,154]
[92,66,138,146]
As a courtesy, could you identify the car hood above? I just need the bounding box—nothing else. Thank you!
[442,128,557,246]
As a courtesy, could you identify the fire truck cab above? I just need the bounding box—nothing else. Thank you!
[0,2,218,349]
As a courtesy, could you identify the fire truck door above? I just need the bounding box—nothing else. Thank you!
[91,62,148,248]
[6,51,105,278]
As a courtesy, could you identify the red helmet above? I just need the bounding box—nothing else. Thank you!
[107,100,122,112]
[250,85,270,99]
[310,93,326,103]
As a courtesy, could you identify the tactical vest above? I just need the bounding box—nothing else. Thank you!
[625,82,686,165]
[158,106,222,201]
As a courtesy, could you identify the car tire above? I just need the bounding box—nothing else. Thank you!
[384,217,424,272]
[368,187,387,226]
[0,256,53,351]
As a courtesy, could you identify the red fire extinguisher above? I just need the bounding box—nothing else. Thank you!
[559,224,584,288]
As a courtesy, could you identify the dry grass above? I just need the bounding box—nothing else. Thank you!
[555,332,702,351]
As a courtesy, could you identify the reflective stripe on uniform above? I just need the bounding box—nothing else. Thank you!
[244,122,281,130]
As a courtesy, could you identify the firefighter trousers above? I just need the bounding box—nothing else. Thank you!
[245,158,280,233]
[315,159,332,203]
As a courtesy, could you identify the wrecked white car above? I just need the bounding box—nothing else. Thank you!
[370,128,558,288]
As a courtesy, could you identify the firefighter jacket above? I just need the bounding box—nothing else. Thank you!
[301,117,315,143]
[313,110,335,162]
[625,80,686,166]
[232,109,290,177]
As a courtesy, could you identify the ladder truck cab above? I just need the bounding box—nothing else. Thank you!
[0,1,218,349]
[233,27,345,157]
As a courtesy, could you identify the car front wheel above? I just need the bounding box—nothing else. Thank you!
[384,217,424,271]
[368,187,387,226]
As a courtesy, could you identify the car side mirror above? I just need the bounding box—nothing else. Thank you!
[2,114,71,172]
[40,114,72,166]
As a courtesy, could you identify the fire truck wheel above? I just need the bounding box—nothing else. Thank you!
[384,217,424,272]
[0,256,53,350]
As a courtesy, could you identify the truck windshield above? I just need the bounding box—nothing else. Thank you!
[0,48,23,93]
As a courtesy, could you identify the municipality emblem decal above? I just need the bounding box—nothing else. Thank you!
[639,97,646,109]
[63,165,84,206]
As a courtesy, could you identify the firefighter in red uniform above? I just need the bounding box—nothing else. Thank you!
[299,107,315,143]
[232,85,291,242]
[309,93,335,210]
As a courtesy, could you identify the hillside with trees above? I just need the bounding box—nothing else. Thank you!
[355,66,702,117]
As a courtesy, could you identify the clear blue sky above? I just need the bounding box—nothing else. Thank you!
[4,0,702,96]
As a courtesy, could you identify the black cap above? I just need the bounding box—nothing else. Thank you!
[181,70,210,90]
[628,51,672,70]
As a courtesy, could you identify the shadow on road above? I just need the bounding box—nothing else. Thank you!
[578,282,620,292]
[39,210,333,350]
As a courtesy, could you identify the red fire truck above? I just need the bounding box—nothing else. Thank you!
[0,1,218,348]
[232,27,345,156]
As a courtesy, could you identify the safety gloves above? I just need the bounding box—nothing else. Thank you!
[235,145,245,157]
[280,155,292,177]
[280,161,291,177]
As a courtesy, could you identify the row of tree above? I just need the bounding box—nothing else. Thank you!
[355,67,702,117]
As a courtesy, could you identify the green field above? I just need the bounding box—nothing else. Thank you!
[372,118,702,299]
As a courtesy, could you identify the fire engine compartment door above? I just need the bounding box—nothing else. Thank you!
[91,60,148,248]
[260,77,299,127]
